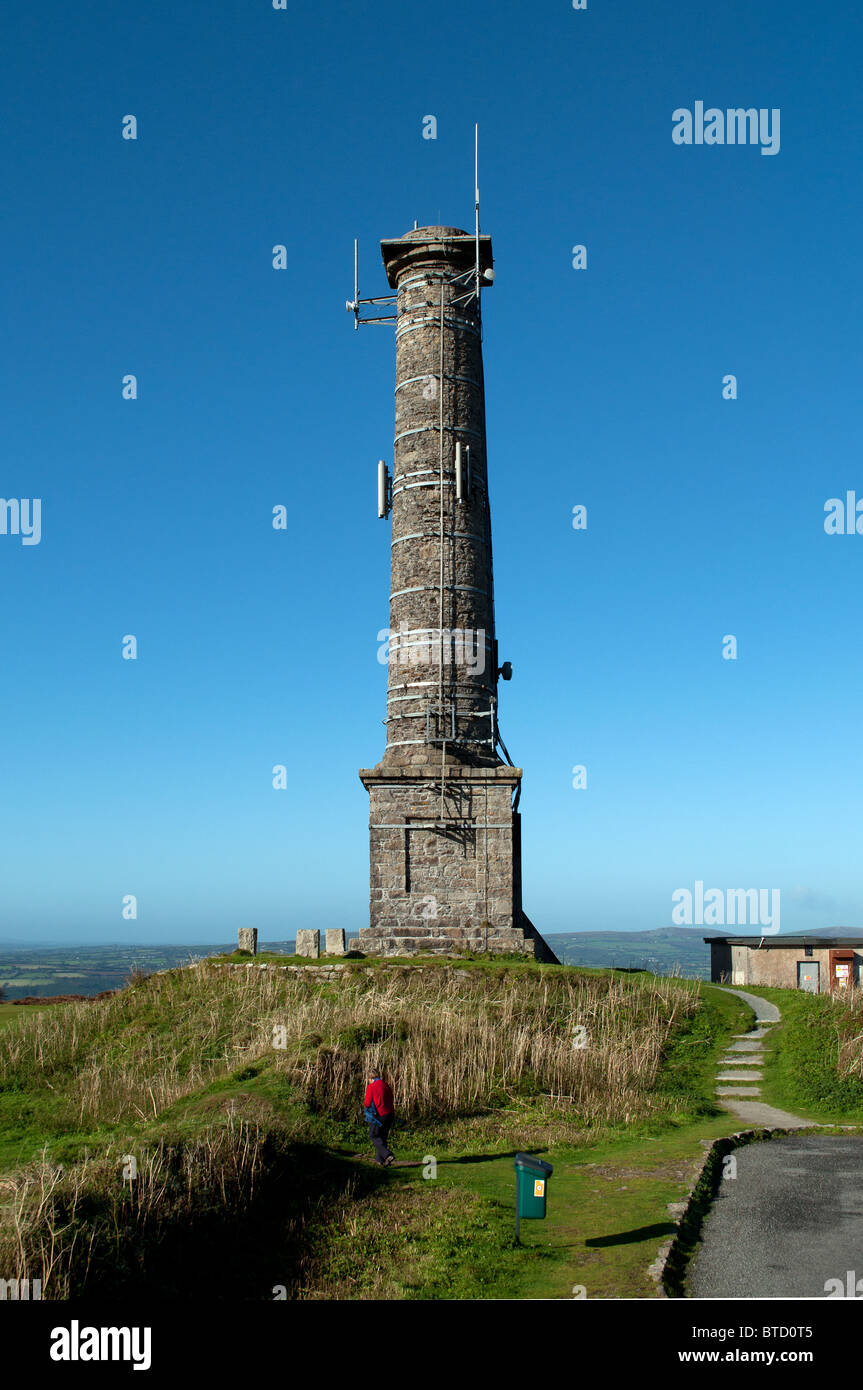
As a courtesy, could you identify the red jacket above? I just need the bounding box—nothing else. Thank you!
[364,1078,394,1116]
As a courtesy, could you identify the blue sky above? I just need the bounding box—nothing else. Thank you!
[2,0,862,944]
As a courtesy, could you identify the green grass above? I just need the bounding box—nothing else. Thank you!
[0,1001,51,1031]
[384,1118,740,1299]
[657,983,751,1115]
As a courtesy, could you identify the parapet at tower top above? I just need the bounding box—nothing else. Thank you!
[399,225,469,238]
[380,224,494,289]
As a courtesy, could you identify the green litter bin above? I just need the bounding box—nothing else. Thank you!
[514,1153,553,1240]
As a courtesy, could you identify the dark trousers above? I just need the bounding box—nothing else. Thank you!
[369,1114,394,1164]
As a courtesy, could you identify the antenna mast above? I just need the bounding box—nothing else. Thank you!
[474,123,481,306]
[345,237,397,328]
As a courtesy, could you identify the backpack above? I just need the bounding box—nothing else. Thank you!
[364,1079,385,1127]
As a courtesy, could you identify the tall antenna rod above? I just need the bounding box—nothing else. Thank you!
[474,123,481,305]
[353,238,359,331]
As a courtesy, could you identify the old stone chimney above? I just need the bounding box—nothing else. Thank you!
[356,225,557,964]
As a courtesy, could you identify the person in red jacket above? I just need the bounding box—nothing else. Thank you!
[364,1071,395,1166]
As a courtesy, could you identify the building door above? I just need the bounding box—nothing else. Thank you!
[829,950,854,992]
[797,961,820,993]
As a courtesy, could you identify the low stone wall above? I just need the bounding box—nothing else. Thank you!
[202,961,476,983]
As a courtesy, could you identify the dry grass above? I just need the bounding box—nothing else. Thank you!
[823,986,863,1080]
[293,969,696,1127]
[0,1116,266,1298]
[0,964,698,1129]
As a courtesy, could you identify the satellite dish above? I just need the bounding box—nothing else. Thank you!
[483,268,495,282]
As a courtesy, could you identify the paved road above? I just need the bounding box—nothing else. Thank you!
[688,1135,863,1298]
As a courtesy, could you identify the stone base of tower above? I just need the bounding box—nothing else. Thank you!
[349,917,559,963]
[356,763,559,964]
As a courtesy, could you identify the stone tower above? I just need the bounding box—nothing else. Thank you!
[356,225,558,963]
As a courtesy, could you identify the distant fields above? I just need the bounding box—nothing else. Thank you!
[0,943,295,999]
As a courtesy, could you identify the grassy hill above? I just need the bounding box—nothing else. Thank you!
[0,956,749,1299]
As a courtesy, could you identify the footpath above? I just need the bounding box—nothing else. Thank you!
[713,987,812,1128]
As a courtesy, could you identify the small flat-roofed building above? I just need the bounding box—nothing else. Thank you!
[705,935,863,993]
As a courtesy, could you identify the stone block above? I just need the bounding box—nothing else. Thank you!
[325,929,347,956]
[237,927,258,956]
[295,929,320,959]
